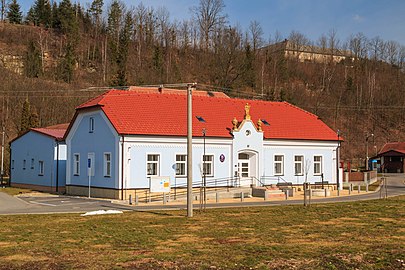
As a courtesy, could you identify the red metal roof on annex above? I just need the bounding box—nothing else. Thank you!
[76,90,339,141]
[32,123,69,140]
[378,142,405,155]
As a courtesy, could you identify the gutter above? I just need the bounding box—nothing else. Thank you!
[56,140,59,193]
[121,135,125,200]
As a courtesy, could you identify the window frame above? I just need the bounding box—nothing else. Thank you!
[314,155,323,175]
[38,160,44,176]
[89,117,95,133]
[274,154,284,176]
[175,154,187,177]
[146,154,160,176]
[202,154,214,177]
[104,152,112,177]
[294,155,304,176]
[73,153,80,176]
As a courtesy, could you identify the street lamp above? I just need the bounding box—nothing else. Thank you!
[202,128,206,208]
[196,116,207,209]
[336,130,341,193]
[365,133,374,171]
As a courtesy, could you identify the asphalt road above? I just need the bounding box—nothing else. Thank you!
[0,173,403,215]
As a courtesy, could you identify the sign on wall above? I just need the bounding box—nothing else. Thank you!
[220,154,225,163]
[150,176,171,193]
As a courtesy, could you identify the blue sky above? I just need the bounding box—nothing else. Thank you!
[18,0,405,45]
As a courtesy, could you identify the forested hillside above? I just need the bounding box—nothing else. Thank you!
[0,0,405,173]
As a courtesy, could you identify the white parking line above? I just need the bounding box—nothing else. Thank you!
[30,201,57,206]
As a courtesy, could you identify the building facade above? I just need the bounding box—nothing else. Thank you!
[10,124,68,192]
[65,89,341,199]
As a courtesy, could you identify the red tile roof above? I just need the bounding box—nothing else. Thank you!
[379,142,405,155]
[76,90,339,141]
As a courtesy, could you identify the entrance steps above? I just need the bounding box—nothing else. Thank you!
[252,186,286,199]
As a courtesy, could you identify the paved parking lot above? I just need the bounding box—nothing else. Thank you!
[0,195,133,215]
[0,174,403,215]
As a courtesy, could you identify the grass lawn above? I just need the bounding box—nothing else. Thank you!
[0,186,32,196]
[0,197,404,269]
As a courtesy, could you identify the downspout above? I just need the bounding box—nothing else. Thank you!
[121,135,125,200]
[8,144,11,187]
[55,140,59,193]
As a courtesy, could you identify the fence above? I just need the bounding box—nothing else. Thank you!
[344,171,378,184]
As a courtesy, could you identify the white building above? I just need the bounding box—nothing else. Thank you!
[64,88,341,199]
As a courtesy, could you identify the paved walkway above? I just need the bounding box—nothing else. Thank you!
[0,174,403,215]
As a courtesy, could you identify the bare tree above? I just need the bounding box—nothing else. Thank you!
[0,0,5,21]
[248,20,263,52]
[288,30,309,61]
[192,0,227,50]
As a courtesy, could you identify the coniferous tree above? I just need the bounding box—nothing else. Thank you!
[58,42,75,83]
[7,0,22,24]
[26,0,52,27]
[19,99,31,135]
[25,40,42,78]
[111,11,132,86]
[51,1,59,28]
[25,6,37,25]
[243,43,256,88]
[56,0,78,41]
[107,0,122,64]
[29,106,40,128]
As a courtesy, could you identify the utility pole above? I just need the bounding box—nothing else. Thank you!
[336,130,340,194]
[187,83,196,217]
[0,126,4,187]
[365,133,374,171]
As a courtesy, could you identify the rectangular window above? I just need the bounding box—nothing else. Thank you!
[104,153,111,177]
[314,156,323,175]
[73,154,80,176]
[23,159,26,170]
[11,160,14,170]
[147,154,159,176]
[294,155,304,175]
[203,155,214,177]
[175,154,187,177]
[31,158,34,169]
[89,117,94,133]
[38,161,44,176]
[274,155,284,175]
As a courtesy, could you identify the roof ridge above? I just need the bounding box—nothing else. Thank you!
[76,89,115,109]
[282,101,318,118]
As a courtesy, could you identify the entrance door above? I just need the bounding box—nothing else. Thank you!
[238,153,251,186]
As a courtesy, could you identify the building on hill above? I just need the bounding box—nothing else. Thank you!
[64,88,342,199]
[370,142,405,173]
[10,124,68,192]
[262,39,353,64]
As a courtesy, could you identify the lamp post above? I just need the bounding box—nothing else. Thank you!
[365,133,374,171]
[336,130,341,193]
[202,128,206,209]
[0,126,4,187]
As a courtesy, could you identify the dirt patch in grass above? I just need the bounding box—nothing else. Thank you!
[3,254,48,262]
[0,241,16,247]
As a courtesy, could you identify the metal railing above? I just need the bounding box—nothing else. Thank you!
[259,176,292,187]
[136,176,242,203]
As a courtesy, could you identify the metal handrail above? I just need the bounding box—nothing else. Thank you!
[136,176,242,202]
